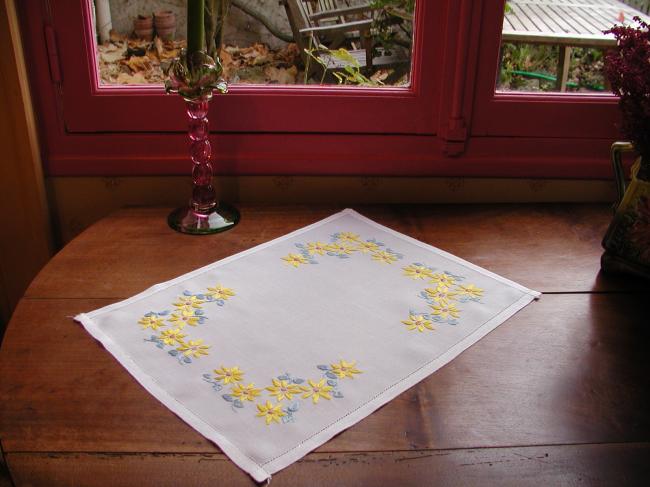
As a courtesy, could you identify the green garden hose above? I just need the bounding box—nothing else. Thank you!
[509,70,604,91]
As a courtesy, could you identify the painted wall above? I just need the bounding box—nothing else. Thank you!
[48,175,617,245]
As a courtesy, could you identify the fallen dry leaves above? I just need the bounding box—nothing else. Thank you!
[97,31,408,86]
[220,42,300,84]
[264,65,298,84]
[98,32,302,85]
[97,30,185,85]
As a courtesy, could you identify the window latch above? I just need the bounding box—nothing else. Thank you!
[44,25,62,83]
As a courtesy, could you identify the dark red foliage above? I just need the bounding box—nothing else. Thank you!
[604,17,650,159]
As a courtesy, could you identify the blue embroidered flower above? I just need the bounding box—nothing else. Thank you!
[202,373,223,392]
[282,402,300,423]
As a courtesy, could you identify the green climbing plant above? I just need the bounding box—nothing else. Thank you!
[369,0,414,56]
[303,38,379,86]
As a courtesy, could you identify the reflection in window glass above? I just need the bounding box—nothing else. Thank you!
[498,0,650,93]
[93,0,415,87]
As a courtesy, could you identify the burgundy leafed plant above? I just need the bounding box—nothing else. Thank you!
[604,17,650,162]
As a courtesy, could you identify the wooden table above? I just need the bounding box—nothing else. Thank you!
[1,205,649,486]
[502,0,650,90]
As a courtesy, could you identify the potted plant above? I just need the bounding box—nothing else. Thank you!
[601,17,650,279]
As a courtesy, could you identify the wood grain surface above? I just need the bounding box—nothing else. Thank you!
[0,0,52,331]
[0,446,10,487]
[1,294,649,455]
[2,205,649,486]
[8,444,650,487]
[25,205,633,298]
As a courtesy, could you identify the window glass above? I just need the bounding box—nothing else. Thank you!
[497,0,650,93]
[93,0,415,87]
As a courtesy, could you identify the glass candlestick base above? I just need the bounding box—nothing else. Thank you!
[168,201,240,235]
[166,92,239,235]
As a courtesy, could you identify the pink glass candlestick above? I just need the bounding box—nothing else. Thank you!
[167,94,239,234]
[164,45,235,234]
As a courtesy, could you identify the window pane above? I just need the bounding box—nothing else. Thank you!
[497,0,650,93]
[94,0,414,87]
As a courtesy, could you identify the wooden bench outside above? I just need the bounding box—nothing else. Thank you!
[281,0,407,75]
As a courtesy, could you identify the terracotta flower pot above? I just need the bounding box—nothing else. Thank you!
[154,11,176,41]
[134,14,154,41]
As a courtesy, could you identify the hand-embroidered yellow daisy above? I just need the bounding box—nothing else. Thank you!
[214,365,244,384]
[371,250,398,264]
[430,272,456,287]
[266,379,302,401]
[206,285,235,301]
[256,401,285,425]
[177,339,210,358]
[338,232,361,243]
[402,264,434,279]
[301,379,333,404]
[306,241,330,256]
[282,253,308,267]
[172,295,205,310]
[424,285,458,304]
[330,360,362,379]
[457,283,484,298]
[159,328,187,345]
[138,315,166,330]
[356,241,380,253]
[283,232,402,267]
[430,303,461,320]
[401,314,435,333]
[138,284,235,364]
[231,383,262,402]
[168,309,200,327]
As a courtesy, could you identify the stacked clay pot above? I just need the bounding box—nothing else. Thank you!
[154,11,176,41]
[133,14,153,41]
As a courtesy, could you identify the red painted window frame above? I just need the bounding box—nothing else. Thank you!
[18,0,624,178]
[471,0,621,140]
[44,0,440,135]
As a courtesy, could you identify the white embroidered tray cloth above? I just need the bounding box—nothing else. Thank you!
[75,209,540,482]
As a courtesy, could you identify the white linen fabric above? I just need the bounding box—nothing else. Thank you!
[75,209,540,482]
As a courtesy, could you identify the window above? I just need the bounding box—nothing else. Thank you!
[497,0,641,94]
[41,0,439,134]
[472,0,626,140]
[96,1,415,88]
[19,0,624,178]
